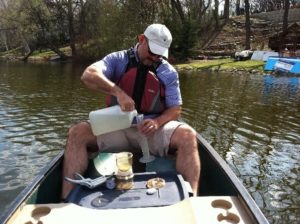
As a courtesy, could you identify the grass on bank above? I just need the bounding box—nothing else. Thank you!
[175,58,265,72]
[0,46,24,56]
[30,47,71,57]
[0,47,71,60]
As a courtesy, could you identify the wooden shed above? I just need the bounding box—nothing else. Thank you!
[268,22,300,57]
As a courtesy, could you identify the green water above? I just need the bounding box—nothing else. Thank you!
[0,61,299,222]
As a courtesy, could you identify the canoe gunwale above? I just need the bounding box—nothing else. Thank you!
[196,133,269,224]
[0,151,64,224]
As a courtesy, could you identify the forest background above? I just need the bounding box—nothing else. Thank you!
[0,0,298,62]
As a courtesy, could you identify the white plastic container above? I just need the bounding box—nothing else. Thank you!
[89,105,137,136]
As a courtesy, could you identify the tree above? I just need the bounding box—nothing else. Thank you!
[0,0,237,61]
[214,0,220,29]
[23,0,69,59]
[244,0,251,50]
[282,0,289,33]
[236,0,241,15]
[223,0,230,21]
[66,0,76,57]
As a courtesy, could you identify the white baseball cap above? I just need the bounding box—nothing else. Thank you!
[144,24,172,58]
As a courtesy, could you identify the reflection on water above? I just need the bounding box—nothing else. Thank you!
[0,61,100,212]
[0,61,299,223]
[180,72,300,222]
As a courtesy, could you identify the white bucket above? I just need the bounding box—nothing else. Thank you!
[89,105,138,136]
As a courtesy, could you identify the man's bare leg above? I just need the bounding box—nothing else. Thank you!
[170,124,200,196]
[61,122,97,199]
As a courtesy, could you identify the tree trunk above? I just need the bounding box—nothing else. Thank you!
[236,0,241,15]
[19,30,31,55]
[171,0,185,24]
[78,0,86,40]
[282,0,289,34]
[0,30,9,51]
[244,0,251,50]
[22,49,34,61]
[223,0,230,21]
[50,45,68,60]
[214,0,219,29]
[67,0,76,57]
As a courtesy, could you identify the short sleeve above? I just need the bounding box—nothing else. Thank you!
[157,62,182,108]
[91,50,128,82]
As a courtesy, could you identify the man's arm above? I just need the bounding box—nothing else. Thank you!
[154,106,181,127]
[81,65,135,111]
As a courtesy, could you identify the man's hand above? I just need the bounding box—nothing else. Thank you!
[115,90,135,112]
[82,65,135,112]
[138,119,159,136]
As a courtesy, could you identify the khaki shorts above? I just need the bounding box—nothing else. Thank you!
[96,120,182,157]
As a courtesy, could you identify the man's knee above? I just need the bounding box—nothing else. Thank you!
[170,124,197,152]
[67,122,94,145]
[68,122,89,136]
[175,124,197,142]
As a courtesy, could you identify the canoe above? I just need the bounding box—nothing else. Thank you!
[0,132,269,224]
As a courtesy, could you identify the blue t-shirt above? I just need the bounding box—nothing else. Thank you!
[92,45,182,108]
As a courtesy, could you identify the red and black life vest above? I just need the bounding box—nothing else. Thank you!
[106,49,165,114]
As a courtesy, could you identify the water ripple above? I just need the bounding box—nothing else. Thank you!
[0,64,299,223]
[180,71,300,223]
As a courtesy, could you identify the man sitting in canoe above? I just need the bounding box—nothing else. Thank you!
[62,24,200,200]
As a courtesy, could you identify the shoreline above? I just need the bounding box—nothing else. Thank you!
[0,54,265,75]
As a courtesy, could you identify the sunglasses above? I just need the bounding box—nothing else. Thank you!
[145,38,161,58]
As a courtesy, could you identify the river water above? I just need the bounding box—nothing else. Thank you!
[0,61,299,223]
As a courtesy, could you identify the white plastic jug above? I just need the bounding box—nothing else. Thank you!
[89,105,138,136]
